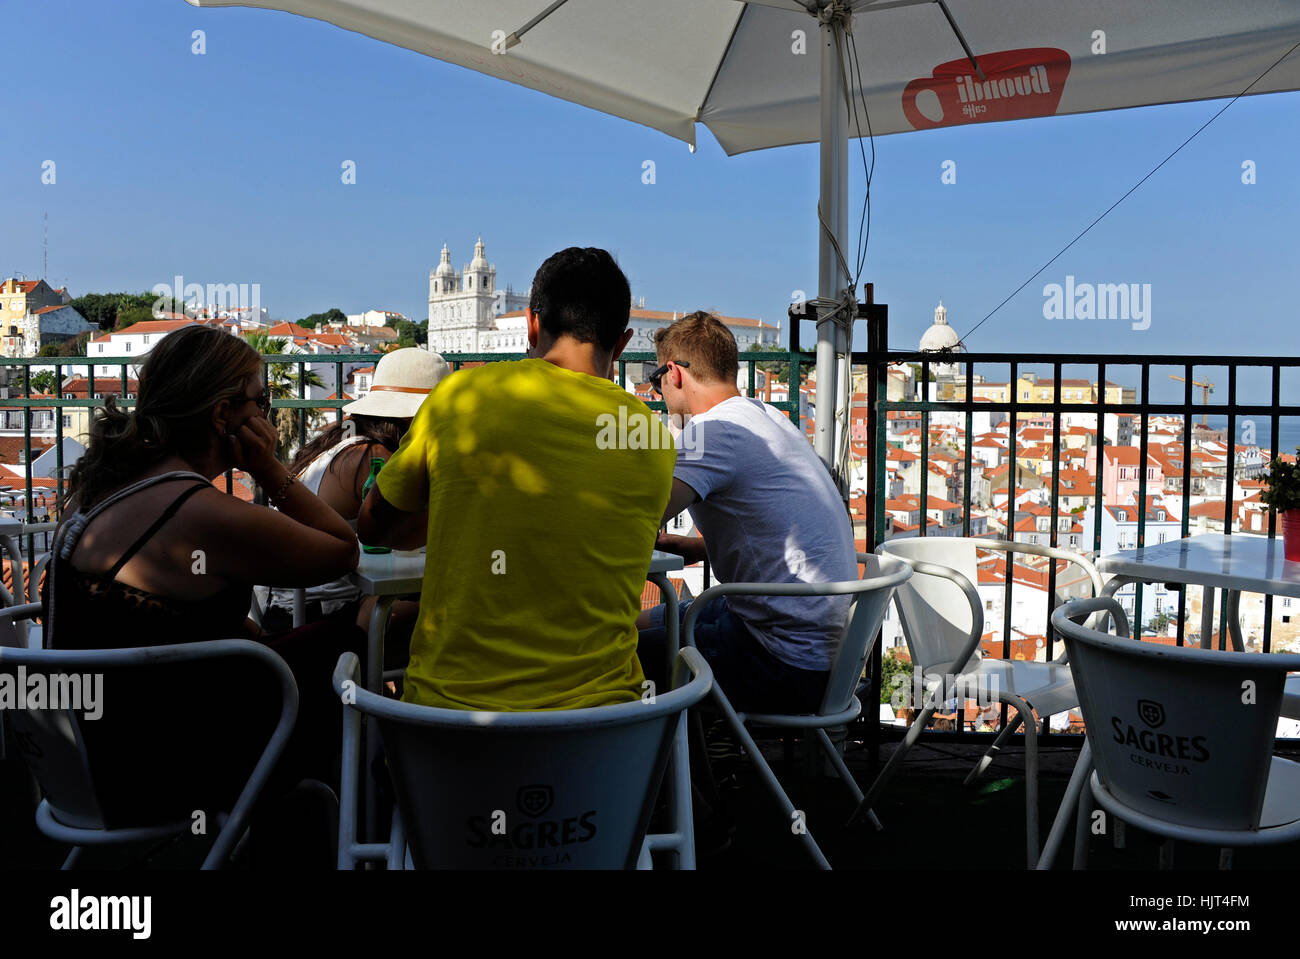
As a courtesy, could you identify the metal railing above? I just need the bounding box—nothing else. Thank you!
[0,350,802,512]
[6,338,1291,743]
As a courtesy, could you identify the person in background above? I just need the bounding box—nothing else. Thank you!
[259,347,450,637]
[358,247,676,711]
[638,310,858,714]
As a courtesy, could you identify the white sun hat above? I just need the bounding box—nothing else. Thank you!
[343,347,451,418]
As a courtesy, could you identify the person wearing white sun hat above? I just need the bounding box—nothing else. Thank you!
[260,347,451,633]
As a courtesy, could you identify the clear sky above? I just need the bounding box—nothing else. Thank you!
[5,0,1298,359]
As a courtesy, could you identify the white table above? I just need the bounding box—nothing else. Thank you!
[1097,533,1300,651]
[346,548,694,863]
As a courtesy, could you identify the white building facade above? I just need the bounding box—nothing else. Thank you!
[427,237,778,356]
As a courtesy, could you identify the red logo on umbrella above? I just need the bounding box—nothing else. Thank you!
[902,48,1071,130]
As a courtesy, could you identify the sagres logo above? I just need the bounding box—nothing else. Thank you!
[466,784,598,866]
[1111,698,1208,776]
[516,784,553,819]
[1138,699,1165,729]
[902,48,1069,130]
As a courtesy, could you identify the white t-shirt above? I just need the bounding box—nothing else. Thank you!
[674,396,857,671]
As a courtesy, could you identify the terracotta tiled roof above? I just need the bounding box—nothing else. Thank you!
[640,577,687,610]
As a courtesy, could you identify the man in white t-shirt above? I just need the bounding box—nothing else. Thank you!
[637,311,858,713]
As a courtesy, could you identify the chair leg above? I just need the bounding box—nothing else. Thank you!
[386,811,406,871]
[847,702,939,829]
[1037,740,1092,871]
[1073,779,1093,870]
[814,727,881,831]
[708,687,831,870]
[963,713,1024,786]
[1004,695,1039,869]
[1158,839,1175,870]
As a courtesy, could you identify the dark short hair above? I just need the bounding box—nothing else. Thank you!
[654,311,739,385]
[528,247,631,353]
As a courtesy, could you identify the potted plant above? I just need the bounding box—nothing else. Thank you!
[1260,450,1300,561]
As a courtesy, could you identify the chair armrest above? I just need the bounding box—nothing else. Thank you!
[966,537,1107,658]
[1051,596,1131,640]
[0,603,43,623]
[967,537,1103,598]
[681,557,911,652]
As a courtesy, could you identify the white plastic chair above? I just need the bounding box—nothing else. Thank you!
[847,537,1102,868]
[0,616,299,870]
[1052,596,1300,866]
[684,551,911,869]
[332,647,713,870]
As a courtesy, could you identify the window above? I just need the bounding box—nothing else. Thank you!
[97,344,104,353]
[62,415,70,428]
[125,342,132,352]
[986,600,994,611]
[143,335,150,344]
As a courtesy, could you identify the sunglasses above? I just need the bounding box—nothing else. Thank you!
[243,390,272,416]
[648,360,689,395]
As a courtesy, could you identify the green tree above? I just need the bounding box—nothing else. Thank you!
[392,318,427,348]
[879,652,915,707]
[30,370,59,394]
[67,291,189,332]
[245,332,327,459]
[300,308,348,330]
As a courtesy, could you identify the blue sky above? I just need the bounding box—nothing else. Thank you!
[5,0,1299,358]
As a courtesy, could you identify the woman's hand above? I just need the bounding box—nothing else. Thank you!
[227,415,283,484]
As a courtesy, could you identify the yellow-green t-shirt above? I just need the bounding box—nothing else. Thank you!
[377,358,676,711]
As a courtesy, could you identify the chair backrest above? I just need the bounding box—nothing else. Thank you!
[1054,598,1300,832]
[0,640,296,838]
[878,538,982,673]
[819,552,912,715]
[335,649,712,869]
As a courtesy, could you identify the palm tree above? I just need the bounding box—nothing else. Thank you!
[245,332,327,460]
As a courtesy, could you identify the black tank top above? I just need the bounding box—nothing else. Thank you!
[44,470,251,649]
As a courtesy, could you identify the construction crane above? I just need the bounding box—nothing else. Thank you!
[1169,374,1215,427]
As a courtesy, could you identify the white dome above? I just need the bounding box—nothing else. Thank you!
[469,236,489,271]
[435,243,456,278]
[919,299,962,353]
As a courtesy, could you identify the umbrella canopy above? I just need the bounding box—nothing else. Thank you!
[186,0,1300,155]
[185,0,1300,472]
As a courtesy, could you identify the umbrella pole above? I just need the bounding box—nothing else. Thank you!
[815,8,850,477]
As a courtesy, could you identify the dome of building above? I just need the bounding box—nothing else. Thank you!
[919,300,963,353]
[469,237,490,272]
[435,243,456,278]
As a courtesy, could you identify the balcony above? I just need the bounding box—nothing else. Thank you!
[2,341,1299,870]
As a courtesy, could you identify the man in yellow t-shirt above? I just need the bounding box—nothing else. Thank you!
[358,247,675,711]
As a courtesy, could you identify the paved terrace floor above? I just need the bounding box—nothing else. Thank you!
[4,725,1299,870]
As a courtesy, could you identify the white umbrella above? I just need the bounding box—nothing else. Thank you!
[187,0,1300,470]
